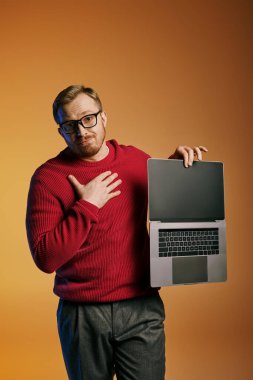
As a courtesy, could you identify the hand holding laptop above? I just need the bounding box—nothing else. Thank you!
[169,145,208,167]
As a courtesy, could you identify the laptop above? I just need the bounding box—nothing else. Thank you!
[148,159,227,287]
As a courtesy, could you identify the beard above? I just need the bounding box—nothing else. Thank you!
[73,126,106,159]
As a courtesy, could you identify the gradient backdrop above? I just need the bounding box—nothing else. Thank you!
[1,0,252,379]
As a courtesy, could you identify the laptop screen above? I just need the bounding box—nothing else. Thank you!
[148,159,225,222]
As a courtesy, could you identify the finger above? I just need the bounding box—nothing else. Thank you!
[176,146,189,167]
[107,179,122,192]
[187,147,195,166]
[193,146,202,161]
[94,171,112,181]
[103,172,119,186]
[68,175,83,190]
[199,146,208,152]
[184,146,194,167]
[107,190,121,200]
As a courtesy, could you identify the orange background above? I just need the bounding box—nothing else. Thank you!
[1,1,253,379]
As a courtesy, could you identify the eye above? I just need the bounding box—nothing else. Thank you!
[65,121,75,128]
[82,114,96,127]
[61,121,76,133]
[83,115,93,122]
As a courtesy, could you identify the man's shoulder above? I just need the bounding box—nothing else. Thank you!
[110,139,151,160]
[31,149,70,180]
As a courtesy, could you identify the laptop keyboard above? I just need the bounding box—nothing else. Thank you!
[159,228,219,257]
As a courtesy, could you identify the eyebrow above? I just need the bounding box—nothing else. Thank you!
[79,110,98,117]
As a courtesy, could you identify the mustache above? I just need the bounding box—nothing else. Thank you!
[75,133,95,142]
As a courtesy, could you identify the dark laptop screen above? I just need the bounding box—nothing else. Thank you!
[148,159,225,222]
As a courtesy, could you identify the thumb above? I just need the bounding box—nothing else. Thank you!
[68,175,83,191]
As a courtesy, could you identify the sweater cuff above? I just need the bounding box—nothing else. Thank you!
[76,200,100,222]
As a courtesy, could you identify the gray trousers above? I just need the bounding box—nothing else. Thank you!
[56,294,165,380]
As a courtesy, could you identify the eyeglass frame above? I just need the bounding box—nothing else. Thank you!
[59,110,102,134]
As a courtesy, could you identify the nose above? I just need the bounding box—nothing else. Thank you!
[75,121,87,137]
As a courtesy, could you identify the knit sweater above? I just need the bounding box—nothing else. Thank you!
[26,139,159,302]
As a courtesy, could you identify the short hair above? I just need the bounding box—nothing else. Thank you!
[52,84,103,124]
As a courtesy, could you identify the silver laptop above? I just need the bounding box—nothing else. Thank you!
[148,159,227,287]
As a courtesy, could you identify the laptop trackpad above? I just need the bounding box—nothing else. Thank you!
[172,256,208,284]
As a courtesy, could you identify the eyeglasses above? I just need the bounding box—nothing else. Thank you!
[59,110,101,134]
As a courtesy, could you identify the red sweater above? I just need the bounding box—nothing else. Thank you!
[26,140,158,302]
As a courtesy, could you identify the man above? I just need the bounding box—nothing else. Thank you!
[26,85,208,380]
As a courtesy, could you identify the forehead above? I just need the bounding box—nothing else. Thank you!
[58,93,98,122]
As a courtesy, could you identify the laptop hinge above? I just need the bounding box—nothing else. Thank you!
[151,219,218,223]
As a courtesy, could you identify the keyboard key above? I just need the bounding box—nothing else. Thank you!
[189,251,199,256]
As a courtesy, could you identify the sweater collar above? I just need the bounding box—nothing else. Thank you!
[58,140,115,167]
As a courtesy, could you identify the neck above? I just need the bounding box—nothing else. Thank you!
[80,142,109,162]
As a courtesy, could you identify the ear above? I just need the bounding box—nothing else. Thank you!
[101,111,107,128]
[58,128,63,137]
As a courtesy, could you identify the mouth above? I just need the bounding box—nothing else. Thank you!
[76,136,94,145]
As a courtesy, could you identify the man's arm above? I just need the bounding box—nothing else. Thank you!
[26,171,122,274]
